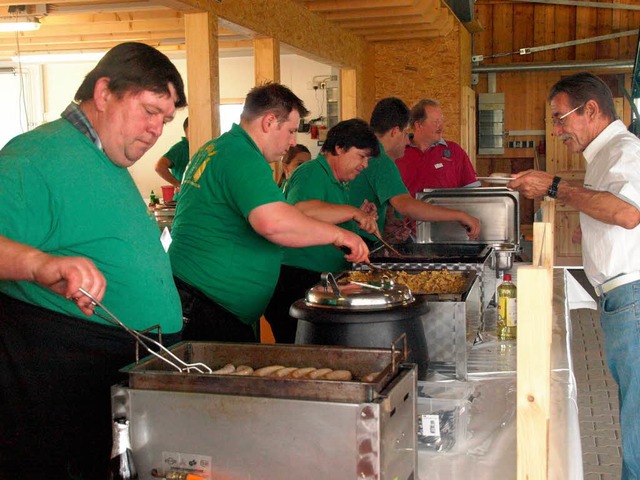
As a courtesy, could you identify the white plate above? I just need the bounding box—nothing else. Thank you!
[478,176,512,185]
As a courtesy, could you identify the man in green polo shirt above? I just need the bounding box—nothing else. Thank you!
[0,42,186,478]
[169,84,370,343]
[349,97,481,245]
[155,116,190,193]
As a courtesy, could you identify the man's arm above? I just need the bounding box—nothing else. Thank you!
[294,199,380,237]
[0,235,106,315]
[248,201,370,263]
[508,170,640,229]
[389,193,481,239]
[154,156,181,189]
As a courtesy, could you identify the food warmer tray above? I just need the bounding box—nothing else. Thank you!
[343,267,478,302]
[368,242,492,266]
[122,341,406,404]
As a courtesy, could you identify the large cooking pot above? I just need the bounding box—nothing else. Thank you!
[290,273,430,379]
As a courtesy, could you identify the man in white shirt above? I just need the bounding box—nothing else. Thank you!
[508,72,640,480]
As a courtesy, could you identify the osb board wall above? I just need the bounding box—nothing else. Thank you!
[371,23,466,144]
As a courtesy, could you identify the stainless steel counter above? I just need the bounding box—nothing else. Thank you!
[417,266,583,479]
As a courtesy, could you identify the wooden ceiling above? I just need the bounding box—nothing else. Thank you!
[0,0,457,61]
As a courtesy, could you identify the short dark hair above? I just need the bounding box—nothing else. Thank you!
[74,42,187,108]
[548,72,617,122]
[283,144,310,164]
[321,118,380,157]
[370,97,410,135]
[410,98,440,125]
[241,83,310,124]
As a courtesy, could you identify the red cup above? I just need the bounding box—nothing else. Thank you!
[161,185,175,203]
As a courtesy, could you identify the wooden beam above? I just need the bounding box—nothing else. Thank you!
[254,36,281,84]
[185,10,219,154]
[320,0,439,21]
[303,0,418,12]
[340,68,357,120]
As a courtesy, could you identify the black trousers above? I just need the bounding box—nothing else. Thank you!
[263,265,321,343]
[174,276,256,343]
[0,292,181,480]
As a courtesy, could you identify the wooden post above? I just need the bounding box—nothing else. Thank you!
[184,11,219,156]
[517,200,555,480]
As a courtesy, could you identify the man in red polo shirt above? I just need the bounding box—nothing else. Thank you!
[396,98,480,197]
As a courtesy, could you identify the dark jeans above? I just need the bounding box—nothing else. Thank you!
[263,265,321,343]
[174,276,256,343]
[0,292,181,480]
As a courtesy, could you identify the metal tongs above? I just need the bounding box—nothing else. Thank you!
[374,233,406,258]
[78,288,213,374]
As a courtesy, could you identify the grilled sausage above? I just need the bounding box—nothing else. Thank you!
[254,365,286,377]
[307,368,333,379]
[361,371,381,383]
[232,365,254,376]
[290,367,316,378]
[212,363,235,375]
[272,367,298,378]
[322,370,353,381]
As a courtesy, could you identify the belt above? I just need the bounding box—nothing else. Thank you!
[595,271,640,297]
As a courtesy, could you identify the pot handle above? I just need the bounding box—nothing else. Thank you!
[320,272,342,298]
[390,333,408,372]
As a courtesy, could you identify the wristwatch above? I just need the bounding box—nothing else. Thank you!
[547,176,561,199]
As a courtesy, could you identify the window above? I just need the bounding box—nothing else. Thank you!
[220,101,243,135]
[0,65,44,149]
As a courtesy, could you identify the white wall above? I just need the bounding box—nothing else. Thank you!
[11,52,334,199]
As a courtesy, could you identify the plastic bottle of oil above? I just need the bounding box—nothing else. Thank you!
[497,273,517,340]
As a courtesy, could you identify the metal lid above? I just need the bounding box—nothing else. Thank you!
[304,272,414,310]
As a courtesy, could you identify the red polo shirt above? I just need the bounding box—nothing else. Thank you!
[395,140,478,197]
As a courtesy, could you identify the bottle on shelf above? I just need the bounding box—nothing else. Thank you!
[109,417,138,480]
[497,273,517,340]
[149,190,159,208]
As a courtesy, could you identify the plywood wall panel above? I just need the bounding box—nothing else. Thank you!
[512,4,534,63]
[575,7,598,61]
[373,24,464,143]
[492,4,514,64]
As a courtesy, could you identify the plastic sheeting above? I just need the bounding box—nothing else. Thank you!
[417,267,583,479]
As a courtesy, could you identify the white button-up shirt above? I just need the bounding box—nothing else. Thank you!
[581,120,640,287]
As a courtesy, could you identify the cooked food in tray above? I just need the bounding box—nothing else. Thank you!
[210,363,355,381]
[344,269,467,294]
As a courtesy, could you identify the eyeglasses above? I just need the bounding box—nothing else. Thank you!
[551,103,585,127]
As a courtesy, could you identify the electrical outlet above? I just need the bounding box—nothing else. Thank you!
[320,82,326,89]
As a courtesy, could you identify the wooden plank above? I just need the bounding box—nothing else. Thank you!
[492,3,513,64]
[574,5,598,60]
[553,6,575,62]
[516,264,552,480]
[185,11,219,155]
[340,68,357,120]
[512,3,534,64]
[254,37,281,85]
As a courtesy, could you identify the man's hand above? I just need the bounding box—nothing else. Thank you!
[460,214,481,240]
[31,253,107,316]
[334,230,370,264]
[507,170,555,200]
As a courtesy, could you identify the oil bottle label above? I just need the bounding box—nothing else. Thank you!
[499,297,517,326]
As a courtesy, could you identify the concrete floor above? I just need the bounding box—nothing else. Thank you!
[568,269,622,480]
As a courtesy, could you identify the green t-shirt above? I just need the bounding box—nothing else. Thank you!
[0,119,182,333]
[169,124,285,325]
[347,141,408,241]
[163,136,190,183]
[283,155,357,273]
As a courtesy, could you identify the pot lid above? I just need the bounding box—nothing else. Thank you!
[305,272,414,310]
